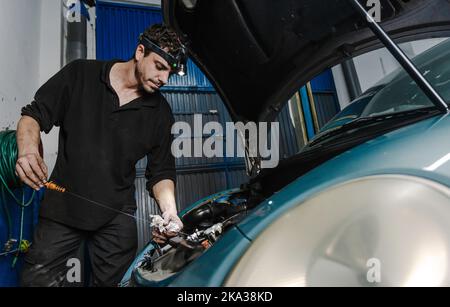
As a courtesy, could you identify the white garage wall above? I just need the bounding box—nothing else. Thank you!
[39,0,63,173]
[0,0,62,173]
[332,37,448,109]
[0,0,160,174]
[353,38,448,93]
[0,0,42,132]
[331,65,352,109]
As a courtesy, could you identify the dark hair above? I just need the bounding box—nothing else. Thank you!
[138,24,183,58]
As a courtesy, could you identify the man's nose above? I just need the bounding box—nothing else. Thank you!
[158,72,170,86]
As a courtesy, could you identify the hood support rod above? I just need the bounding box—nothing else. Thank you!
[349,0,449,113]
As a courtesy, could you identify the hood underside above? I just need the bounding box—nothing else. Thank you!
[163,0,450,122]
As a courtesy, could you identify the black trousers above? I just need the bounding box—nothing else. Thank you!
[20,213,137,287]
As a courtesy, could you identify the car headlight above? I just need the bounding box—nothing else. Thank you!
[225,175,450,287]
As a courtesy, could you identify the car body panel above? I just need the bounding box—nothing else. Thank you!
[125,113,450,286]
[166,226,251,286]
[238,113,450,239]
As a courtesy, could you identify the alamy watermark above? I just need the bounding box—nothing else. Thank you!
[366,258,381,283]
[66,258,81,283]
[366,0,381,23]
[65,0,82,23]
[171,115,280,169]
[64,0,94,23]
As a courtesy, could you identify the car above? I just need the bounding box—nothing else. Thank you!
[121,0,450,287]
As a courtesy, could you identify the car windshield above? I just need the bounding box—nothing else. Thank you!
[317,38,450,136]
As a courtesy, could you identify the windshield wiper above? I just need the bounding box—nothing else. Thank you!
[307,107,439,148]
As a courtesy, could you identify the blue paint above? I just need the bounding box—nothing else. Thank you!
[310,69,337,92]
[96,1,163,62]
[95,1,212,89]
[299,86,316,139]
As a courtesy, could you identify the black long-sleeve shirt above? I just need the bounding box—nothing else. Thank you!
[21,59,176,230]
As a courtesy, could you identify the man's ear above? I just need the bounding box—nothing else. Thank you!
[135,44,145,61]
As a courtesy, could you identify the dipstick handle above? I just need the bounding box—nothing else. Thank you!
[44,181,66,193]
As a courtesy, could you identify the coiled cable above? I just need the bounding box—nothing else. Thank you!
[0,130,35,267]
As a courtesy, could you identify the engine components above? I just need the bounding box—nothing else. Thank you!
[131,190,250,285]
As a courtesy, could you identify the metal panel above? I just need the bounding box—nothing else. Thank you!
[165,60,213,89]
[295,69,341,141]
[275,104,301,159]
[310,69,337,92]
[96,2,163,61]
[310,69,341,130]
[96,1,211,89]
[313,93,342,129]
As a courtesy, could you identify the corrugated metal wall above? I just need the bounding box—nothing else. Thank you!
[96,2,163,61]
[310,69,341,129]
[96,2,341,250]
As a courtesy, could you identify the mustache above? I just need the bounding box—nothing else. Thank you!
[149,79,162,87]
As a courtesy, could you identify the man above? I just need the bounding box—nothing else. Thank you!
[17,24,184,287]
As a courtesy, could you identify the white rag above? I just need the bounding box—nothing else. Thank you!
[150,215,181,233]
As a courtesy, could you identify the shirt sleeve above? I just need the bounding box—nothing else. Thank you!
[21,60,81,134]
[145,99,177,197]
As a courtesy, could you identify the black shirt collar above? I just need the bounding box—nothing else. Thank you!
[101,59,160,108]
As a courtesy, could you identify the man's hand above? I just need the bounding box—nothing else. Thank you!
[152,210,184,244]
[162,210,183,231]
[151,180,183,244]
[16,116,48,191]
[16,152,48,191]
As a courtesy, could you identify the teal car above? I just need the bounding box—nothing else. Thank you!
[122,0,450,286]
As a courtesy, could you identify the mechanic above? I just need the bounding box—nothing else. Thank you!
[16,24,184,287]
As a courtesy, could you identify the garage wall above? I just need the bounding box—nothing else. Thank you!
[353,38,448,93]
[39,0,63,174]
[331,65,352,109]
[0,0,42,132]
[0,0,62,173]
[331,38,448,110]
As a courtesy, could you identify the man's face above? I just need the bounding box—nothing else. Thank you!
[135,45,172,94]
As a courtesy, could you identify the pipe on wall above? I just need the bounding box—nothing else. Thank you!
[341,59,362,101]
[65,15,87,64]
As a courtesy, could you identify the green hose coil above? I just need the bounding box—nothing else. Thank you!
[0,130,36,266]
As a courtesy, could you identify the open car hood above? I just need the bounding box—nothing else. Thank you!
[163,0,450,122]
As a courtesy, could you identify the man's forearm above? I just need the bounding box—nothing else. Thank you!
[152,179,177,214]
[17,116,41,155]
[15,116,48,190]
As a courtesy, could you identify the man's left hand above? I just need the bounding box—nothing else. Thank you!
[152,210,183,244]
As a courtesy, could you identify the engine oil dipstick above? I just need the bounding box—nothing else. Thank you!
[44,181,66,193]
[43,181,155,228]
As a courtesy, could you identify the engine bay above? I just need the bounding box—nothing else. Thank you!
[129,187,263,285]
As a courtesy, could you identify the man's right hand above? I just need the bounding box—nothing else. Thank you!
[16,116,48,191]
[15,152,48,191]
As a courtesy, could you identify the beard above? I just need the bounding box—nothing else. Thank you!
[135,65,157,94]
